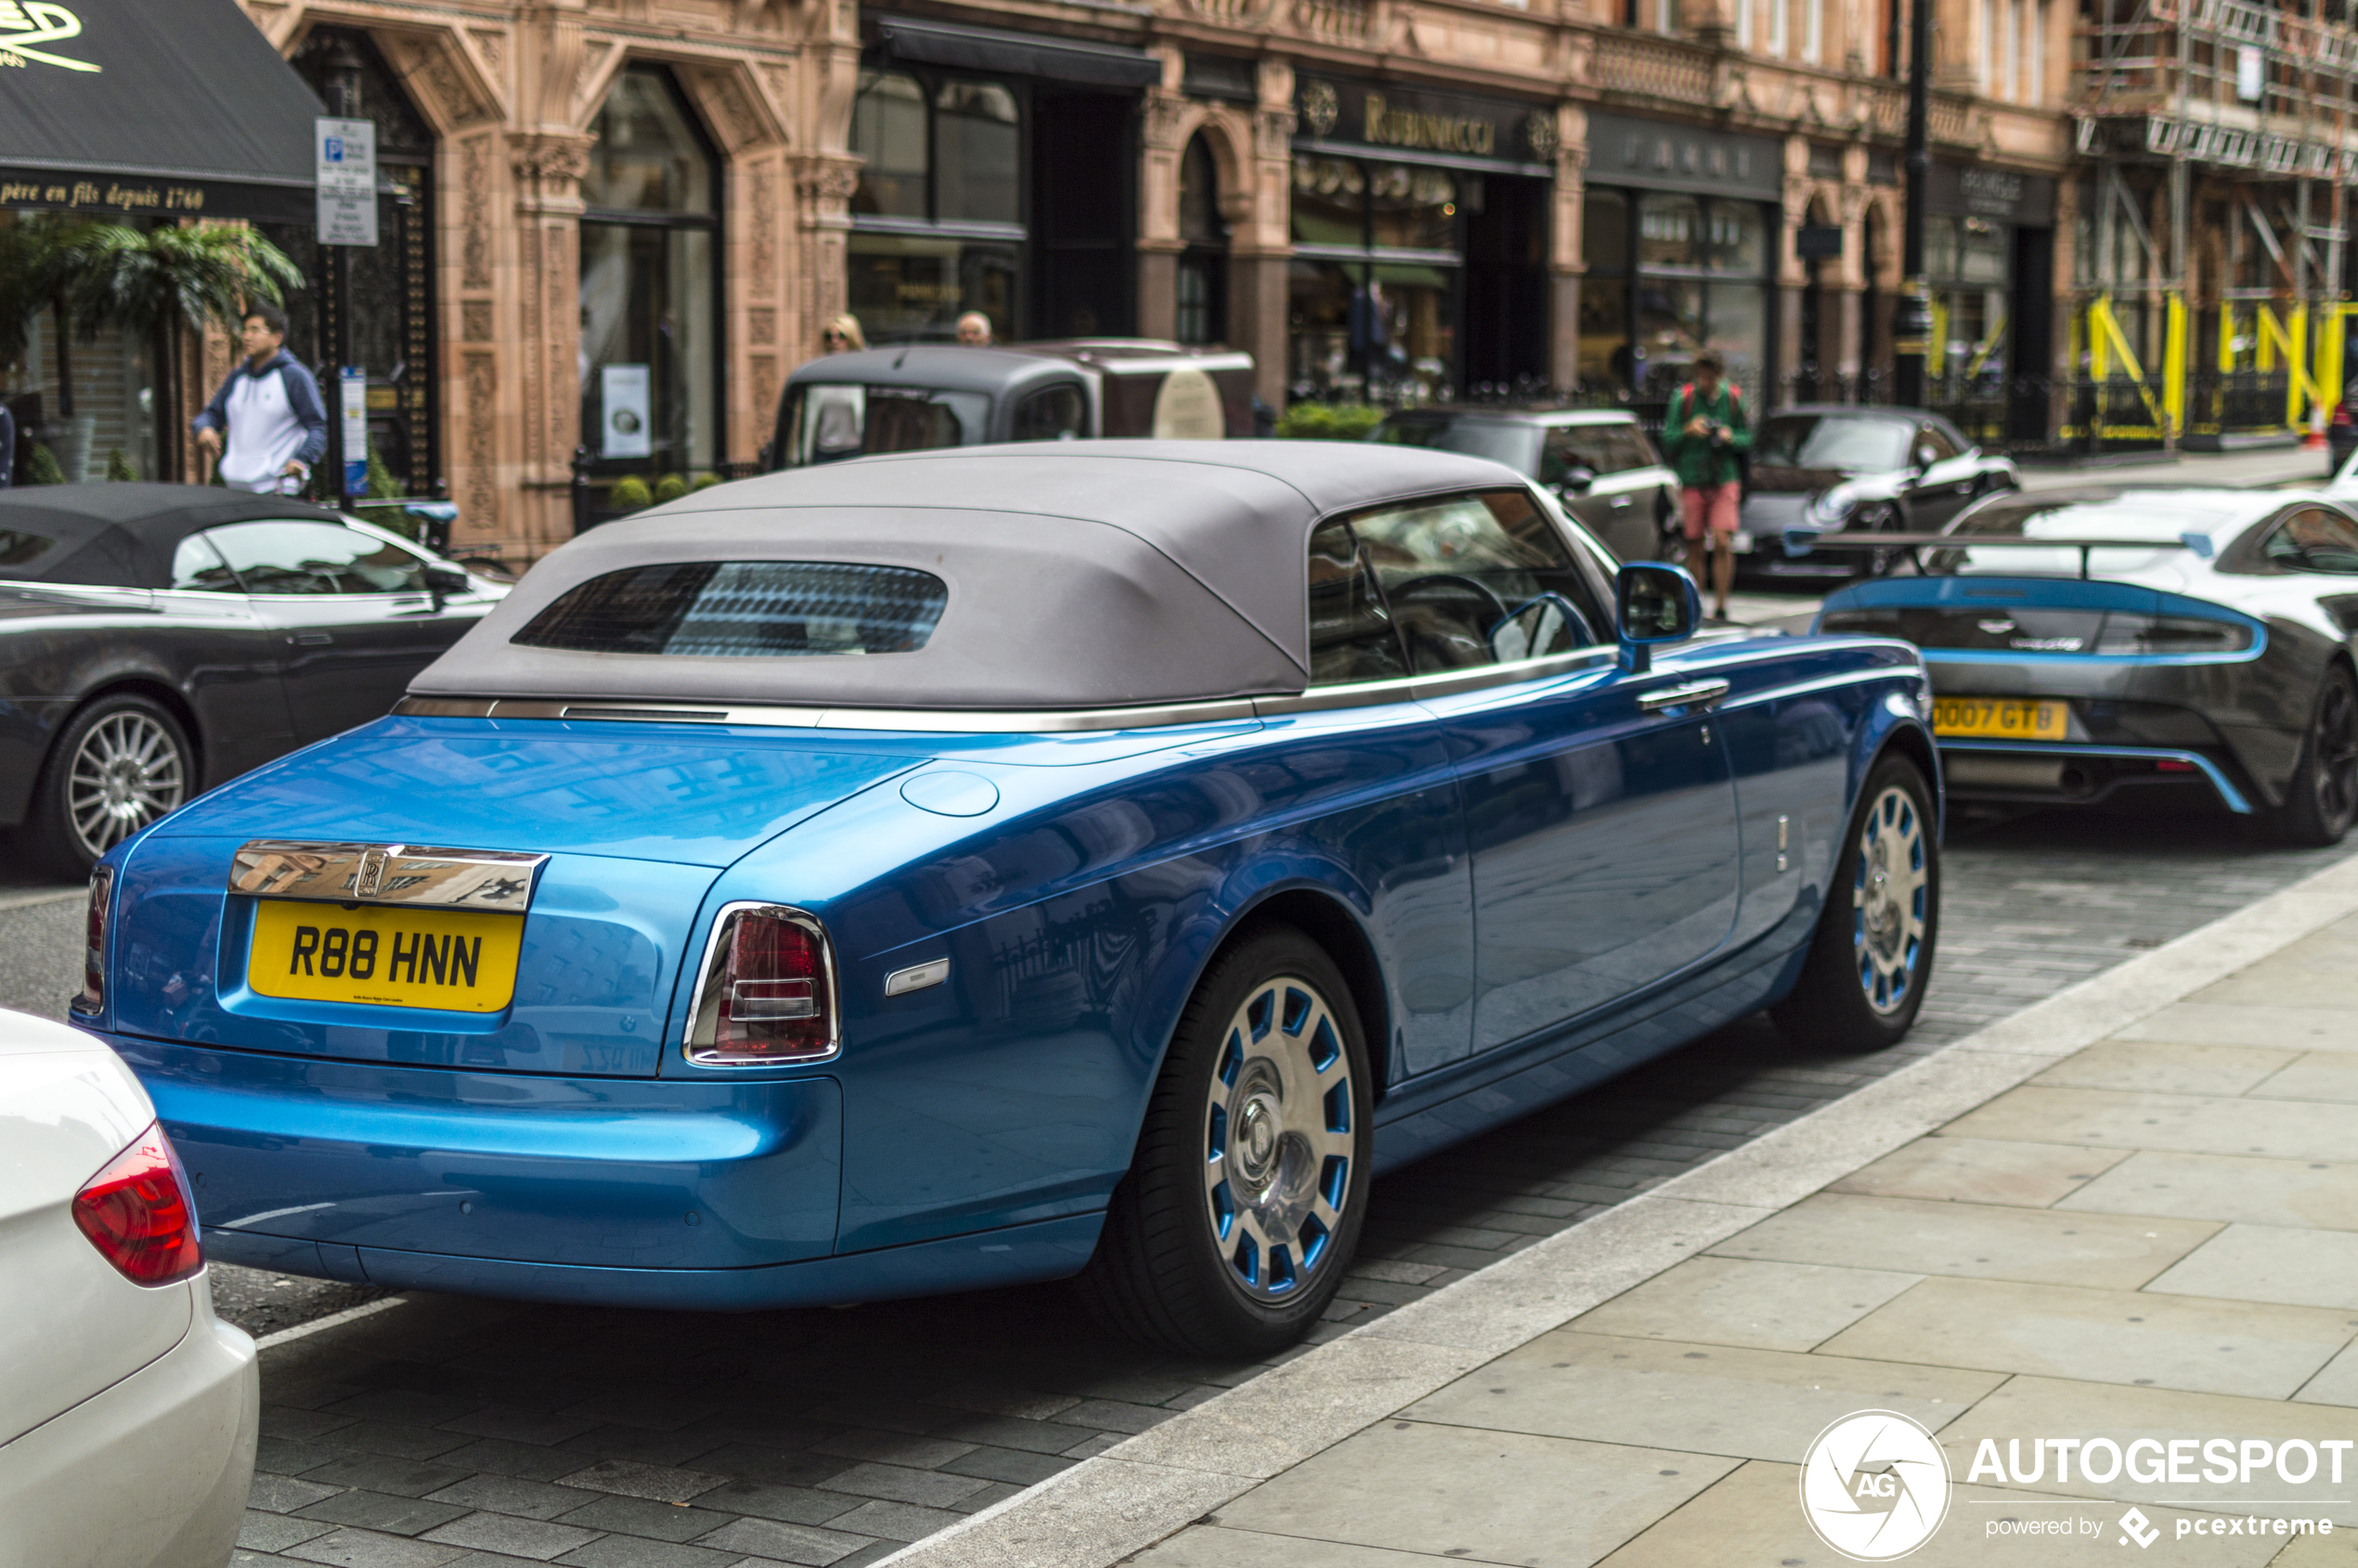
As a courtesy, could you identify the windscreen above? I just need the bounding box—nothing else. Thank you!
[1753,414,1912,473]
[512,561,949,656]
[784,384,992,466]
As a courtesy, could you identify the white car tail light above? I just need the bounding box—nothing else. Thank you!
[72,1122,203,1286]
[70,864,112,1018]
[684,904,839,1065]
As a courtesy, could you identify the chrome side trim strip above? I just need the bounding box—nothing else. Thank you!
[883,957,951,997]
[230,841,549,912]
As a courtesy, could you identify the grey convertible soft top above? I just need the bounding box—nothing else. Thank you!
[410,441,1524,710]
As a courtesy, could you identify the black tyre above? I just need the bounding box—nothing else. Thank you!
[25,693,193,878]
[2259,664,2358,848]
[1771,753,1939,1053]
[1852,502,1904,578]
[1076,924,1375,1357]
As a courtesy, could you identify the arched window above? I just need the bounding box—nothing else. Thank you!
[1175,136,1227,345]
[579,68,721,480]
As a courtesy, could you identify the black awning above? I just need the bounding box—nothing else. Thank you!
[875,17,1162,89]
[0,0,322,225]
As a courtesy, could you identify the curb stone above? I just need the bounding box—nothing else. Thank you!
[875,852,2358,1568]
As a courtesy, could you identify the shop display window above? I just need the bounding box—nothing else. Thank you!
[1288,155,1463,401]
[1584,187,1771,401]
[847,68,1030,341]
[578,67,721,479]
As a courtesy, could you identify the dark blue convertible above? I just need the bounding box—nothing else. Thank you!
[72,443,1941,1355]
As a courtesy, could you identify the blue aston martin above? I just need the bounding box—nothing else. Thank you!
[72,443,1941,1355]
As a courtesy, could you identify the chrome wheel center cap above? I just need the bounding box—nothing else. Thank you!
[1235,1095,1280,1189]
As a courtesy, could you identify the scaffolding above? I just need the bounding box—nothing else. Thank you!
[2073,0,2358,447]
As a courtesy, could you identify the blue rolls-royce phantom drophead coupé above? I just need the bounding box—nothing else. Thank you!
[72,442,1940,1355]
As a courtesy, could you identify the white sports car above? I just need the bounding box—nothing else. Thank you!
[0,1007,257,1568]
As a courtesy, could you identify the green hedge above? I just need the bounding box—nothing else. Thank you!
[1275,402,1386,442]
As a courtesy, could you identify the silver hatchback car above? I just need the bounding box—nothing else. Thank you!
[1368,407,1679,564]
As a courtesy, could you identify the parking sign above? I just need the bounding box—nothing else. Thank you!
[316,117,377,247]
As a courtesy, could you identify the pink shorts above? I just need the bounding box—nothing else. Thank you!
[1680,483,1741,540]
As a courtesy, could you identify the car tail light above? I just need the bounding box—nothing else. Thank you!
[685,905,838,1065]
[2335,403,2353,430]
[72,1123,203,1286]
[69,864,113,1018]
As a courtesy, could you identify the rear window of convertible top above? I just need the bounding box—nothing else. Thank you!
[512,561,948,656]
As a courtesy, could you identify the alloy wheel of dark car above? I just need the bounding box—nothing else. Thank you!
[1077,924,1374,1356]
[2261,665,2358,848]
[1853,503,1905,577]
[1770,753,1939,1052]
[28,693,192,877]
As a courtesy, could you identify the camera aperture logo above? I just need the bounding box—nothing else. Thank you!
[1801,1411,1952,1561]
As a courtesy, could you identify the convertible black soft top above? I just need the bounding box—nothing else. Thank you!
[413,442,1525,710]
[0,485,342,589]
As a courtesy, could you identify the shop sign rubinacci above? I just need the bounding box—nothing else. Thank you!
[1296,75,1559,168]
[0,1,97,71]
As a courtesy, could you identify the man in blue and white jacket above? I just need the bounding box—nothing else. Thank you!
[191,303,328,493]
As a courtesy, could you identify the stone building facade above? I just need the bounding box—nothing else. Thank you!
[233,0,2076,564]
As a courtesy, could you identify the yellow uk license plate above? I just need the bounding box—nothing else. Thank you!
[1932,696,2070,741]
[247,900,525,1013]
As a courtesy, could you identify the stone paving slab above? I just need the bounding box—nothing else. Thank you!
[883,845,2358,1564]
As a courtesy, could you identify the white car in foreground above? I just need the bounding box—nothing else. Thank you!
[0,1007,257,1568]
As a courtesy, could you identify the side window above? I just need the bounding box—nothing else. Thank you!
[1541,423,1655,483]
[1012,384,1087,443]
[1306,519,1408,686]
[1350,489,1610,675]
[2265,508,2358,574]
[204,521,429,596]
[1595,423,1658,472]
[1915,424,1961,465]
[169,534,240,592]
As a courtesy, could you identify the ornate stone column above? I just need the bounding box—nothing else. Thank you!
[1138,74,1190,343]
[1231,61,1297,408]
[1550,104,1587,394]
[507,131,594,558]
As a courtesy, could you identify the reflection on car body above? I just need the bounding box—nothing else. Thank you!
[77,443,1941,1358]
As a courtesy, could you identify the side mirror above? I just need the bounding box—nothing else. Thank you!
[423,564,469,605]
[1615,562,1701,672]
[1913,444,1938,472]
[1557,465,1599,497]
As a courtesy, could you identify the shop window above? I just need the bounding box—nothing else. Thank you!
[1177,136,1227,345]
[1287,156,1464,400]
[847,68,1030,342]
[579,67,721,479]
[851,72,927,219]
[934,82,1019,226]
[1583,191,1628,274]
[1638,195,1703,270]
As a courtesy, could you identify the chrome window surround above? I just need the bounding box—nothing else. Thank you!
[682,901,843,1067]
[394,648,1622,734]
[229,840,550,912]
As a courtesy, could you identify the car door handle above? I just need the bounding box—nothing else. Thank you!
[1637,679,1730,712]
[1610,496,1633,509]
[292,632,334,645]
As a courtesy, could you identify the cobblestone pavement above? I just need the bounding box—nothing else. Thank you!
[212,796,2358,1568]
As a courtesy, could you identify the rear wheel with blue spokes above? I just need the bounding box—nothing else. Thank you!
[1772,754,1940,1053]
[1078,925,1373,1356]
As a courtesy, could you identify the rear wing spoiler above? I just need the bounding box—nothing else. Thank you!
[1781,526,2212,579]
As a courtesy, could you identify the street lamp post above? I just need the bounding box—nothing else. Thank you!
[1892,0,1934,408]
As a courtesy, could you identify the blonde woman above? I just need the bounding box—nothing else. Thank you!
[810,314,866,462]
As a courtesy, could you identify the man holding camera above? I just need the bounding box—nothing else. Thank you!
[1660,350,1751,622]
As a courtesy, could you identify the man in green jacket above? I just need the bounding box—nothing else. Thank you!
[1659,350,1752,621]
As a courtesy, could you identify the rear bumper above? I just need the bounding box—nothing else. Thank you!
[0,1289,257,1568]
[107,1031,1102,1310]
[1938,738,2253,812]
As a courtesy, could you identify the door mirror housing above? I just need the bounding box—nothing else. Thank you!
[423,564,470,605]
[1614,562,1701,672]
[1557,465,1599,497]
[1912,443,1939,472]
